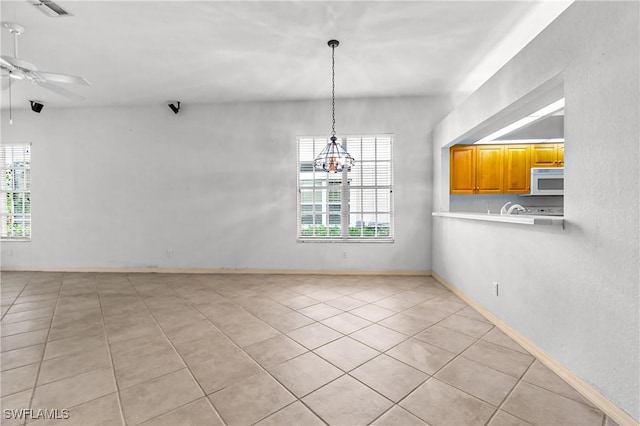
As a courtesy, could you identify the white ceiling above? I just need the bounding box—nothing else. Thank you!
[1,1,569,110]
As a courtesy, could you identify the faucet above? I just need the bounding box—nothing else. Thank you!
[507,204,526,215]
[500,202,511,215]
[500,202,526,215]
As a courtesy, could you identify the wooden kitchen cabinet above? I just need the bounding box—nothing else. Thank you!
[504,144,531,194]
[450,145,504,194]
[476,145,504,194]
[450,142,563,195]
[450,145,476,194]
[531,143,564,167]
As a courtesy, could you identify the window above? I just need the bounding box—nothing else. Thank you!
[1,144,31,240]
[297,135,393,241]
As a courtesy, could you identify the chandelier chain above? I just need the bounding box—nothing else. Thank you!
[331,43,336,137]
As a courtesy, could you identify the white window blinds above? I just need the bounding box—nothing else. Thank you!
[1,144,31,239]
[297,135,393,240]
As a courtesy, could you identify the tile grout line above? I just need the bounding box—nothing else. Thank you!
[377,319,498,424]
[352,368,430,426]
[521,379,606,411]
[483,355,537,426]
[23,273,63,426]
[0,271,36,426]
[97,273,129,426]
[0,271,35,322]
[291,396,331,426]
[245,399,326,426]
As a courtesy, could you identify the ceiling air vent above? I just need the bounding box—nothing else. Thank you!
[30,0,72,17]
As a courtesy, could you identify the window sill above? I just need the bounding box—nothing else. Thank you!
[1,239,31,242]
[297,238,394,243]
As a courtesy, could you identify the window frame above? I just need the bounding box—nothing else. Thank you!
[1,143,32,241]
[296,135,394,243]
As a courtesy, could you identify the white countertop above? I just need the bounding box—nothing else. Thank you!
[432,211,565,227]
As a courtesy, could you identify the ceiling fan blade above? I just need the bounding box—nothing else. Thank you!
[36,71,90,86]
[1,56,37,72]
[37,81,85,100]
[0,56,16,71]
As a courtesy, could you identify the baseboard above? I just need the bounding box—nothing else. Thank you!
[0,266,432,277]
[432,272,639,426]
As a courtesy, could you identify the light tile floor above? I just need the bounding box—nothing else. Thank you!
[0,272,616,426]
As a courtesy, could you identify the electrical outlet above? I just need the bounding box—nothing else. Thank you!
[342,251,348,259]
[166,250,174,258]
[492,282,499,296]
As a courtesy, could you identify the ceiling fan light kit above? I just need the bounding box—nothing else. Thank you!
[313,39,355,173]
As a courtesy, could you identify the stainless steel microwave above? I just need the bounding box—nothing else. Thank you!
[531,167,564,195]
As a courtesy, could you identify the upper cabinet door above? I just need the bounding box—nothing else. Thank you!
[504,145,531,194]
[450,145,476,194]
[476,145,504,194]
[531,143,567,167]
[531,144,558,167]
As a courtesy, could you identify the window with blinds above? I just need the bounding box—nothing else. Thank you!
[1,144,31,240]
[297,135,393,241]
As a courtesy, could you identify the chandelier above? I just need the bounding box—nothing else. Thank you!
[314,40,355,173]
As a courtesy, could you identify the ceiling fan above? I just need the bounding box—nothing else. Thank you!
[1,22,90,100]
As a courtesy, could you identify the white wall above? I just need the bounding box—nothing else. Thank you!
[1,96,451,272]
[432,1,639,420]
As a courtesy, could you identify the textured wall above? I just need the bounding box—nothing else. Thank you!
[1,96,451,272]
[432,2,639,420]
